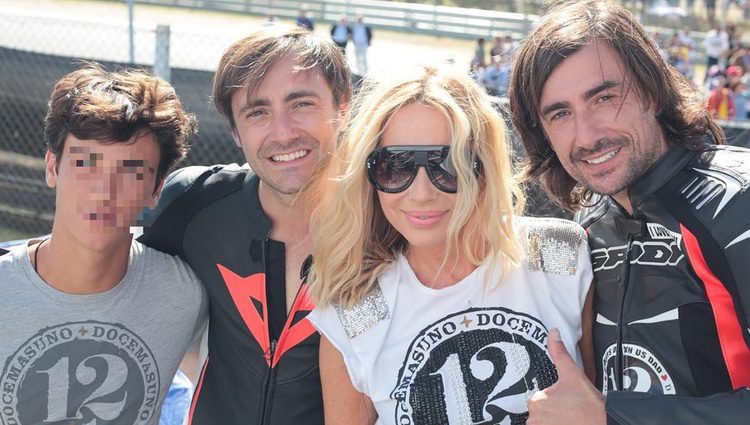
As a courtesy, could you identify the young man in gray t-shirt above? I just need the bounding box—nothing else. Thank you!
[0,64,206,425]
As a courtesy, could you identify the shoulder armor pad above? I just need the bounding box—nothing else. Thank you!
[144,163,247,225]
[678,146,750,218]
[522,217,584,276]
[138,164,249,254]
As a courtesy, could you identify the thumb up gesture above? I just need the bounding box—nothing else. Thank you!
[527,328,606,425]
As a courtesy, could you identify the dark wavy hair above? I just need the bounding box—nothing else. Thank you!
[45,63,196,188]
[509,0,722,211]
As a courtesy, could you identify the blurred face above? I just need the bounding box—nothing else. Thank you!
[376,103,456,257]
[538,42,668,208]
[46,133,162,250]
[230,55,344,197]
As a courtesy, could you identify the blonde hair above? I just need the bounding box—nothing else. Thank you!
[308,66,524,308]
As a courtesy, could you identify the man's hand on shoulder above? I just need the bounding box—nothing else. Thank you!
[527,328,606,425]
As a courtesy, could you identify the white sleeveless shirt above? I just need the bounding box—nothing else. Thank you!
[308,217,593,425]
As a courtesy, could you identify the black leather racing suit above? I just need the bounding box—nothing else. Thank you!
[139,165,323,425]
[576,144,750,424]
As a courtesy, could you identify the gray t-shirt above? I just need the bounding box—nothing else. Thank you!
[0,239,207,425]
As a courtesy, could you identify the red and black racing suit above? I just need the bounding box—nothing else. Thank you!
[139,165,322,425]
[576,143,750,424]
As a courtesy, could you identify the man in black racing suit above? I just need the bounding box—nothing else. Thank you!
[509,1,750,424]
[575,142,750,423]
[139,27,352,424]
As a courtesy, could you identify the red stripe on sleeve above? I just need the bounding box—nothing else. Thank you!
[681,225,750,389]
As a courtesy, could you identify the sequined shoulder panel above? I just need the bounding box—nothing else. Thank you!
[333,282,389,339]
[525,218,584,276]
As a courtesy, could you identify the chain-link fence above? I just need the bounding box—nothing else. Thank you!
[0,11,248,240]
[1,8,749,240]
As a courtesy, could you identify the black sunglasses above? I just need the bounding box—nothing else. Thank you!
[365,145,481,194]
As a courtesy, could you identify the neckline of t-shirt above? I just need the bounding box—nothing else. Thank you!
[398,253,486,295]
[18,239,141,305]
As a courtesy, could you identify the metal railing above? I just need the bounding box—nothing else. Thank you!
[125,0,538,39]
[122,0,712,54]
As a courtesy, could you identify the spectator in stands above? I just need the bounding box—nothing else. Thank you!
[651,31,665,48]
[667,33,693,78]
[727,65,744,85]
[727,65,748,120]
[704,24,729,81]
[707,72,736,120]
[471,37,487,69]
[352,15,372,75]
[729,44,750,71]
[263,14,279,27]
[667,31,680,49]
[732,79,749,121]
[489,36,504,57]
[727,23,739,51]
[296,9,314,31]
[679,29,695,50]
[482,54,511,97]
[503,34,518,54]
[469,61,484,86]
[706,64,724,91]
[331,15,352,54]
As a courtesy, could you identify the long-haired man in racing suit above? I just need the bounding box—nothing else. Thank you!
[509,1,750,424]
[138,27,351,424]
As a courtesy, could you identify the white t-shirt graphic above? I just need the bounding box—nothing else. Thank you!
[309,217,593,425]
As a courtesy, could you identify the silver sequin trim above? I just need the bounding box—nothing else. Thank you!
[526,219,583,275]
[334,283,389,339]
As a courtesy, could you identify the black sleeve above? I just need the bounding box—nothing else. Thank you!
[0,247,8,256]
[655,180,750,352]
[606,388,750,425]
[138,165,213,257]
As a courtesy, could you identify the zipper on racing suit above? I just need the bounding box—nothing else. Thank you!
[257,240,313,424]
[258,338,277,424]
[257,237,275,425]
[613,217,643,391]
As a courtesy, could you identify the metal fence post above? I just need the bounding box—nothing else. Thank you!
[432,0,438,32]
[128,0,135,64]
[154,24,171,82]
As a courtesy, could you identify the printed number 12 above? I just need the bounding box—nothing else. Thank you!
[431,342,533,424]
[37,354,128,422]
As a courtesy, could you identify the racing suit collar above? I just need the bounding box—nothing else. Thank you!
[245,172,274,236]
[626,137,713,214]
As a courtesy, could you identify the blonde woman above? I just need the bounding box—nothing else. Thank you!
[307,67,594,424]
